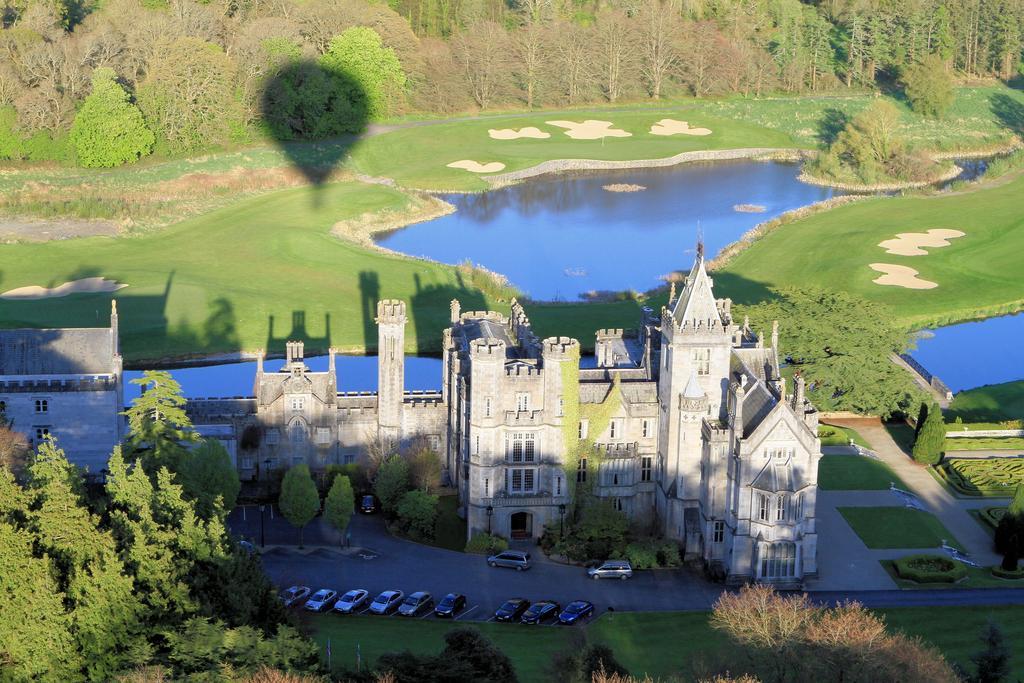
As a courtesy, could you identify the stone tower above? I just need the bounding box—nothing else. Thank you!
[376,299,407,445]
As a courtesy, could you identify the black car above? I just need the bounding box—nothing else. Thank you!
[558,600,595,625]
[434,593,467,618]
[521,600,560,625]
[360,495,376,514]
[493,598,530,623]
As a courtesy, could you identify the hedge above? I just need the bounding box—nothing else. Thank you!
[893,554,967,583]
[991,565,1024,580]
[465,532,508,555]
[939,458,1024,496]
[980,507,1007,529]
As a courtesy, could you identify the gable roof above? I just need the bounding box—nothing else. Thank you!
[670,255,722,327]
[0,328,116,375]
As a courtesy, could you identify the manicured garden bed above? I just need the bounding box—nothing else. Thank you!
[892,554,966,583]
[818,455,906,491]
[937,457,1024,496]
[839,507,962,550]
[944,437,1024,452]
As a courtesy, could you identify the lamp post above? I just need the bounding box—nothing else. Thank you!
[486,505,493,534]
[263,458,272,481]
[259,503,266,548]
[558,503,566,537]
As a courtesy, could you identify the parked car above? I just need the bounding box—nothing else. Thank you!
[304,588,338,612]
[398,591,434,616]
[360,495,376,514]
[521,601,560,624]
[487,550,532,571]
[434,593,467,618]
[334,589,370,614]
[558,600,595,625]
[494,598,531,622]
[369,590,405,615]
[587,560,633,580]
[279,585,310,607]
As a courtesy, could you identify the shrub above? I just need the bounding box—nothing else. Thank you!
[912,403,946,465]
[320,27,406,120]
[465,532,508,555]
[395,489,438,541]
[991,565,1024,579]
[69,68,154,167]
[624,541,659,569]
[657,540,682,567]
[373,455,411,515]
[901,54,954,118]
[893,554,967,583]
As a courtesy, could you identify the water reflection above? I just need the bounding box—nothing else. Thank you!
[376,161,838,301]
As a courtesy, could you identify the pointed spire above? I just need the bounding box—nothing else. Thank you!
[110,299,120,356]
[668,280,676,305]
[670,240,722,327]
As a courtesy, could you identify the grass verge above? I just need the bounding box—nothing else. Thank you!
[818,423,870,447]
[839,506,962,550]
[946,380,1024,423]
[818,455,906,491]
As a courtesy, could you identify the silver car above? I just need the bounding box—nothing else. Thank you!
[304,588,338,612]
[487,550,532,571]
[587,560,633,580]
[369,590,405,615]
[397,591,434,616]
[334,589,370,614]
[279,585,310,607]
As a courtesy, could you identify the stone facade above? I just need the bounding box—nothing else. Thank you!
[0,302,124,472]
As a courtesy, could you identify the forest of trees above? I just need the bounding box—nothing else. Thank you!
[1,0,1021,165]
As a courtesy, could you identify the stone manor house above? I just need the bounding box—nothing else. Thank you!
[4,254,821,586]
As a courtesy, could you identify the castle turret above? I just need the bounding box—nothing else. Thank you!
[376,299,407,444]
[542,336,579,420]
[450,299,461,324]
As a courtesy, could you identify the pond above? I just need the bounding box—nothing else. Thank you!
[124,355,445,400]
[911,313,1024,392]
[376,160,839,301]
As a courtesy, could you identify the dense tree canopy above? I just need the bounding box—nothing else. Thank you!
[902,54,956,118]
[278,464,320,547]
[1,0,1021,165]
[739,287,920,417]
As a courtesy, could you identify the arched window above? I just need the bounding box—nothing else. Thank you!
[758,542,797,579]
[288,419,307,445]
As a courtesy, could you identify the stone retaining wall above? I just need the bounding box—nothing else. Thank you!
[483,147,810,187]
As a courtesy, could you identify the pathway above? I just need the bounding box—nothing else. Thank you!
[829,418,1000,566]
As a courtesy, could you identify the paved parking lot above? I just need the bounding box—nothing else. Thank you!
[239,510,723,621]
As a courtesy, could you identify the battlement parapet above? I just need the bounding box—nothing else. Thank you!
[505,364,542,377]
[376,299,407,323]
[541,336,580,359]
[461,310,507,324]
[469,337,506,358]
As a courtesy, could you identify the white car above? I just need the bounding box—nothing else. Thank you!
[303,588,338,612]
[334,589,370,614]
[369,590,404,615]
[280,585,310,607]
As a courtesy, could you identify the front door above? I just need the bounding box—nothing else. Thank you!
[510,511,532,539]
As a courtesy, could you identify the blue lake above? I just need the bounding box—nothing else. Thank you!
[376,160,839,301]
[911,314,1024,393]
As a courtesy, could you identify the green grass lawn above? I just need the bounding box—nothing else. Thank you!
[944,437,1024,451]
[432,494,466,552]
[947,381,1024,423]
[717,171,1024,328]
[304,613,571,681]
[0,180,644,363]
[839,507,962,550]
[818,455,906,490]
[302,605,1024,681]
[818,423,870,447]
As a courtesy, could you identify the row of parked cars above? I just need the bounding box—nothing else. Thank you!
[486,550,635,581]
[280,585,597,625]
[281,586,468,618]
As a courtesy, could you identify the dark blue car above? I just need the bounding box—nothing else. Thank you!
[494,598,530,622]
[521,600,560,624]
[558,600,594,625]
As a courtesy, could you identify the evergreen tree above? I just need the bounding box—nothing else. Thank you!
[395,489,438,540]
[278,464,320,548]
[178,438,241,517]
[995,484,1024,569]
[69,67,154,167]
[374,454,412,515]
[912,402,946,465]
[320,27,407,120]
[902,54,955,118]
[969,620,1010,683]
[124,370,196,471]
[323,474,355,537]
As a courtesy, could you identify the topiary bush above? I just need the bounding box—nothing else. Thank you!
[991,565,1024,580]
[465,532,508,555]
[894,554,967,583]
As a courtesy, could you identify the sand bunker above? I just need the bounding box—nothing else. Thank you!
[488,127,550,140]
[603,184,646,193]
[650,119,712,136]
[1,277,127,300]
[546,120,632,140]
[878,229,965,256]
[868,264,938,290]
[446,160,506,173]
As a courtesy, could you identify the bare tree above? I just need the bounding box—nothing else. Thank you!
[451,20,510,110]
[0,421,29,477]
[592,9,637,103]
[551,19,591,105]
[637,0,682,99]
[509,18,546,108]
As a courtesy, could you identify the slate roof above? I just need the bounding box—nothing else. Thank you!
[0,328,116,375]
[670,255,722,327]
